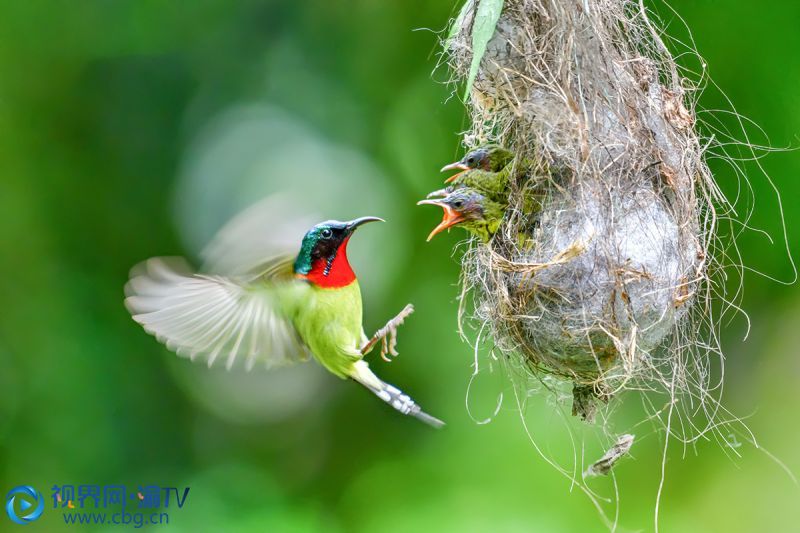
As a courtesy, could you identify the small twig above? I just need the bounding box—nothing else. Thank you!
[361,304,415,362]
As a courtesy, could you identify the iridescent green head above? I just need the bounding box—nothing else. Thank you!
[294,217,383,287]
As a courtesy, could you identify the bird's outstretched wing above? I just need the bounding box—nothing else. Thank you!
[125,257,310,371]
[200,193,319,277]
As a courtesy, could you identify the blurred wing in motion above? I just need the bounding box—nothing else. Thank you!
[125,257,310,371]
[200,193,319,276]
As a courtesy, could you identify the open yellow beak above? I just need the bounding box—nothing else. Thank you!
[440,161,469,173]
[417,199,466,241]
[440,161,470,184]
[443,169,468,184]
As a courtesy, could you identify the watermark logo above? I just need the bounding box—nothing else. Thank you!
[5,483,190,527]
[5,486,44,525]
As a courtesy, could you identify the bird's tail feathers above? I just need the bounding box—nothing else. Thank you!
[351,361,444,428]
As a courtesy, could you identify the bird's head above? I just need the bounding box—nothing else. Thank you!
[294,216,383,287]
[417,189,486,241]
[440,144,513,183]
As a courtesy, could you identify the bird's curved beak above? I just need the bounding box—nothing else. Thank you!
[426,188,449,199]
[443,170,467,184]
[440,161,469,173]
[346,216,384,233]
[416,200,465,241]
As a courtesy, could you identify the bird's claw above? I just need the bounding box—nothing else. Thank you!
[379,336,394,362]
[361,304,414,362]
[378,323,401,362]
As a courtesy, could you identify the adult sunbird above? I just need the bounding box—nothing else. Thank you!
[125,216,444,428]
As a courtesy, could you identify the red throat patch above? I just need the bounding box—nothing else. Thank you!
[301,237,356,288]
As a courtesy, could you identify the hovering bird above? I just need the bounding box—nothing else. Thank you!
[417,188,505,242]
[125,216,444,428]
[440,144,514,180]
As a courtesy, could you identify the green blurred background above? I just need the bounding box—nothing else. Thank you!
[1,1,798,531]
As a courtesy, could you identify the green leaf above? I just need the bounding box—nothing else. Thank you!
[446,0,473,45]
[464,0,504,101]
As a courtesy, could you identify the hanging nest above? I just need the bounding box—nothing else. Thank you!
[445,0,726,421]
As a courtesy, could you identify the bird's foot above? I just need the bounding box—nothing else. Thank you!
[360,304,414,362]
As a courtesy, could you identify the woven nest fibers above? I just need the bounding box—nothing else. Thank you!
[446,0,719,419]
